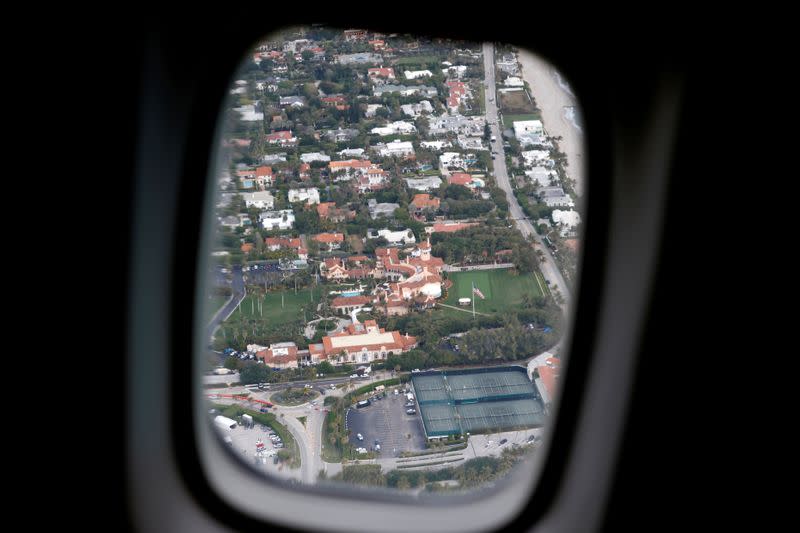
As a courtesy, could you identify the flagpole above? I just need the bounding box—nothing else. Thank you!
[472,281,475,318]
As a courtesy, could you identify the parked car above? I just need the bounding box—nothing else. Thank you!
[406,409,416,415]
[499,438,508,445]
[357,433,364,441]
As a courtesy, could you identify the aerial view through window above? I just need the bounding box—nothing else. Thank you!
[202,26,584,495]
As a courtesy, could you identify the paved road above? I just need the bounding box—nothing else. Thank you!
[482,42,571,311]
[206,264,246,345]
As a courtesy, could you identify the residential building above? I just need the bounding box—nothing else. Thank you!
[338,147,366,158]
[308,320,417,365]
[242,191,275,209]
[343,29,368,41]
[331,295,373,315]
[405,176,443,191]
[400,100,434,117]
[367,228,416,245]
[316,202,355,223]
[313,232,345,251]
[264,237,307,259]
[367,67,395,80]
[525,167,559,187]
[256,342,300,369]
[404,69,432,79]
[288,187,320,205]
[552,209,582,236]
[259,209,295,230]
[234,104,264,121]
[420,140,451,151]
[538,186,575,207]
[368,199,400,219]
[374,140,415,157]
[324,128,359,143]
[373,84,437,97]
[266,130,297,146]
[504,76,524,87]
[370,120,416,136]
[336,52,382,65]
[300,152,331,164]
[430,221,479,233]
[521,150,551,167]
[410,193,440,212]
[279,96,306,108]
[365,104,386,117]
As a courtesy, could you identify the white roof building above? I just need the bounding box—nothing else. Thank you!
[521,150,552,167]
[513,120,544,137]
[405,176,443,191]
[260,209,295,230]
[368,228,416,244]
[404,69,433,79]
[300,152,331,163]
[420,140,451,151]
[525,167,559,187]
[288,188,320,205]
[504,76,524,87]
[338,147,366,158]
[242,191,275,209]
[234,105,264,122]
[375,140,415,157]
[365,104,386,118]
[552,209,581,232]
[439,152,465,170]
[400,100,434,117]
[370,120,417,136]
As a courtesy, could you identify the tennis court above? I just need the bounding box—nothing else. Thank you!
[412,367,545,438]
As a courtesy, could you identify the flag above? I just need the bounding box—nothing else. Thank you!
[472,284,485,300]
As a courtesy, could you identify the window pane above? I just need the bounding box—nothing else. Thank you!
[200,26,584,498]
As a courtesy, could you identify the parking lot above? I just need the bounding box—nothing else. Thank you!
[218,423,302,482]
[346,389,427,457]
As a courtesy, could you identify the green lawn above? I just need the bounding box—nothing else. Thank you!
[502,113,541,127]
[394,55,439,65]
[442,269,544,314]
[228,287,320,325]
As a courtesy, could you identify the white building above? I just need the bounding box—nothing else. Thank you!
[365,104,386,118]
[300,152,331,164]
[368,228,416,245]
[404,69,433,79]
[442,65,468,78]
[513,120,544,137]
[456,136,486,151]
[368,199,400,219]
[439,152,466,170]
[400,100,434,117]
[242,191,275,209]
[370,120,417,136]
[521,150,552,167]
[234,104,264,122]
[552,209,581,235]
[420,140,451,151]
[405,176,443,191]
[338,147,366,158]
[260,209,295,230]
[375,140,415,157]
[288,188,320,205]
[525,167,559,187]
[504,76,524,87]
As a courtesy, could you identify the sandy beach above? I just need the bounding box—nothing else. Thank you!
[516,50,585,197]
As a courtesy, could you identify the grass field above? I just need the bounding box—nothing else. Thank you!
[442,269,544,314]
[228,287,320,325]
[394,55,439,66]
[502,113,541,128]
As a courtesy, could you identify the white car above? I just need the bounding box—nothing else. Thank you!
[357,433,364,441]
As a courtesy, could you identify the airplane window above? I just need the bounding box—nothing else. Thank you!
[196,25,585,528]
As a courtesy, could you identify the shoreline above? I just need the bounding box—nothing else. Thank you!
[516,50,585,197]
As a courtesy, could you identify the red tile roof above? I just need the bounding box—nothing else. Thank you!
[447,173,473,186]
[431,222,479,233]
[411,193,440,209]
[313,233,344,243]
